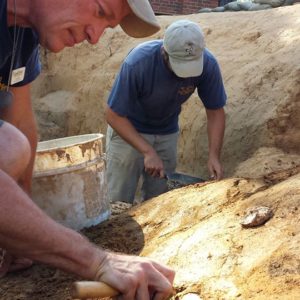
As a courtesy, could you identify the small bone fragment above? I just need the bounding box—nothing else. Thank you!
[241,206,273,228]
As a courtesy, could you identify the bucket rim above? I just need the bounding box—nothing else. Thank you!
[37,133,104,153]
[33,156,105,178]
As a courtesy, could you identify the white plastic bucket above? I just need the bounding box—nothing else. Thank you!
[32,133,110,230]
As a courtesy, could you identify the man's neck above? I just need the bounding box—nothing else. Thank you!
[161,46,172,71]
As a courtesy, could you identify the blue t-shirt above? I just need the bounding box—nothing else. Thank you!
[0,0,41,91]
[108,40,227,134]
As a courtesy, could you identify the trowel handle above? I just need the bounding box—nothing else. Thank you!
[71,281,119,299]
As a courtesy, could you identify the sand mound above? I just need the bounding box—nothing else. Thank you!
[132,168,300,299]
[1,166,299,299]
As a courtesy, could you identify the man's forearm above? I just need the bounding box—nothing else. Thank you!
[106,106,165,177]
[0,169,104,280]
[206,108,225,159]
[106,106,155,156]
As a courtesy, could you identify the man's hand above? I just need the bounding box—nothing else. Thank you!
[207,156,223,180]
[144,150,164,178]
[94,252,175,300]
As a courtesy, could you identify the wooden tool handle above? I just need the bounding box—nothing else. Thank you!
[71,281,119,299]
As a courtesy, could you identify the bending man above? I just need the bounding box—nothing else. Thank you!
[106,20,227,203]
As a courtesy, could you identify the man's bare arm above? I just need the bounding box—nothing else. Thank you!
[206,107,225,180]
[106,106,164,177]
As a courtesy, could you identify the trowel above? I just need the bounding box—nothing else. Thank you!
[71,281,118,299]
[164,171,205,185]
[71,281,202,299]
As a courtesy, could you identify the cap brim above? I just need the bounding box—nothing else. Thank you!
[120,0,161,38]
[169,54,204,78]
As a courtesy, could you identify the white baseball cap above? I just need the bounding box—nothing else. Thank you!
[120,0,161,38]
[163,20,205,78]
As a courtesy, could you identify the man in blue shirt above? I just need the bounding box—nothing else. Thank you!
[0,0,175,298]
[106,20,227,203]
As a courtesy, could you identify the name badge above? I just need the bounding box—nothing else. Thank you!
[10,67,26,85]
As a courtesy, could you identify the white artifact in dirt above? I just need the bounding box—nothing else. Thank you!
[240,206,274,228]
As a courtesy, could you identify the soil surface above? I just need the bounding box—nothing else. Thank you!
[0,202,133,300]
[1,167,299,299]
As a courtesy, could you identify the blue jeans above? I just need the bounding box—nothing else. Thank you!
[106,125,178,203]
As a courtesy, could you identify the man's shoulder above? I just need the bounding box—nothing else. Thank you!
[125,40,163,66]
[203,49,219,67]
[201,48,222,76]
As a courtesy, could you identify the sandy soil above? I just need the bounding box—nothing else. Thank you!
[1,4,299,300]
[1,166,299,300]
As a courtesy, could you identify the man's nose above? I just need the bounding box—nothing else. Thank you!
[86,25,106,45]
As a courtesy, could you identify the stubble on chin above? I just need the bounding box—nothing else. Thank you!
[41,37,65,53]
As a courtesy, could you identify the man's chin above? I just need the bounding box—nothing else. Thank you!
[41,39,66,53]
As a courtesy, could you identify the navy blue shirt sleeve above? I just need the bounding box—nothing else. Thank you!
[107,61,139,117]
[197,55,227,110]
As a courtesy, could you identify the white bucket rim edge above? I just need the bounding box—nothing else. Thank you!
[37,133,104,153]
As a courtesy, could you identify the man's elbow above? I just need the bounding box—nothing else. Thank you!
[105,106,113,123]
[105,107,123,126]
